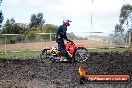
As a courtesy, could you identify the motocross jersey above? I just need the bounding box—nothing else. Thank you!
[56,25,68,42]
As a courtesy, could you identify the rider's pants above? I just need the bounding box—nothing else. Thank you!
[57,41,70,60]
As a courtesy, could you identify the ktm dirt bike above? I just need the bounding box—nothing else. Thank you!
[40,41,89,63]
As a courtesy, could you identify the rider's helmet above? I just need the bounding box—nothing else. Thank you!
[63,19,72,26]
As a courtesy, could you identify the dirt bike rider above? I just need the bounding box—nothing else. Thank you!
[56,19,72,61]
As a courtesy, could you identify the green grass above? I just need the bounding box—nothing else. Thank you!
[0,46,131,59]
[88,47,131,52]
[0,51,41,59]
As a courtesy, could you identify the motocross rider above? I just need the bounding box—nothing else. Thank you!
[56,19,72,61]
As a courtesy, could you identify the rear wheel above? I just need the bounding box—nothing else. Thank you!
[74,48,89,62]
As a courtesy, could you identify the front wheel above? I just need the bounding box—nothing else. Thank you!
[74,48,89,62]
[40,49,47,59]
[39,49,51,62]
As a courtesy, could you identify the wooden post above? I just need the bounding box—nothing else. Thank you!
[4,35,6,53]
[50,30,51,41]
[128,31,131,47]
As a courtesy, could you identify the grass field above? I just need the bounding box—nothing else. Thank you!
[88,47,131,52]
[0,51,41,59]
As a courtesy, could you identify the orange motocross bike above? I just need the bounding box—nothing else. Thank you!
[40,41,89,63]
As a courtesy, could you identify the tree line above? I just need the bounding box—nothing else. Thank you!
[0,13,58,35]
[113,4,132,43]
[0,0,3,27]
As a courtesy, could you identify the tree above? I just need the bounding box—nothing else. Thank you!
[10,17,15,24]
[42,24,58,33]
[120,4,132,44]
[0,0,4,27]
[114,4,132,44]
[2,18,26,34]
[42,24,58,41]
[29,13,45,29]
[29,14,37,29]
[114,24,124,36]
[119,4,132,32]
[2,18,13,33]
[37,13,45,28]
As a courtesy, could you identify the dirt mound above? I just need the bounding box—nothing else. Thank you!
[0,51,132,88]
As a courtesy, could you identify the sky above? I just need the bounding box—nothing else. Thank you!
[1,0,132,37]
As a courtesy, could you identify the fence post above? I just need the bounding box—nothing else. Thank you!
[50,30,52,41]
[4,35,6,53]
[128,31,131,47]
[50,33,52,41]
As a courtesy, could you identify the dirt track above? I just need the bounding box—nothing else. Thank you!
[0,40,111,52]
[0,51,132,88]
